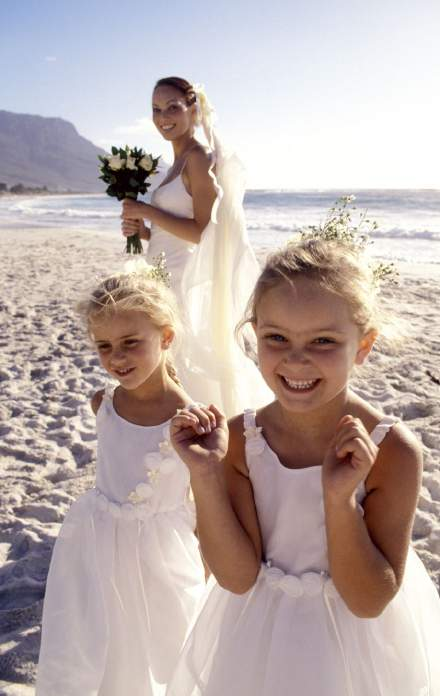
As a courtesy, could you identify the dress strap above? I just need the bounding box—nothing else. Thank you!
[370,416,398,446]
[103,382,116,402]
[243,408,256,430]
[243,409,265,456]
[178,143,202,175]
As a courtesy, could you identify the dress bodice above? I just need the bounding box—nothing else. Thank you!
[95,387,190,512]
[148,175,195,293]
[167,408,440,696]
[244,410,396,577]
[37,385,204,696]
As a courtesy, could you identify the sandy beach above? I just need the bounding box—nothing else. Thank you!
[0,226,439,694]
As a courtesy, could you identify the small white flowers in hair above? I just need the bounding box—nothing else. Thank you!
[123,251,171,287]
[298,195,398,285]
[193,83,215,129]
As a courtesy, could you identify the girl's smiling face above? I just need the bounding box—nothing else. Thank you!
[90,310,173,390]
[152,85,195,141]
[254,277,375,414]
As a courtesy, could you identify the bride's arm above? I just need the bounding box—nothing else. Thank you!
[121,150,216,245]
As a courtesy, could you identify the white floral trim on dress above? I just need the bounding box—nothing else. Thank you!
[261,561,338,599]
[127,424,178,503]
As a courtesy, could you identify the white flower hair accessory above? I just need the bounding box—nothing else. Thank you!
[193,83,216,143]
[123,252,171,287]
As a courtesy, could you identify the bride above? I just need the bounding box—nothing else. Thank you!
[121,76,271,416]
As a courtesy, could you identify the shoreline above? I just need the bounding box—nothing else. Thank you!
[0,225,439,693]
[0,191,105,200]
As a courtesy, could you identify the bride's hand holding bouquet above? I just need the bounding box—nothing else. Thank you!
[98,146,160,253]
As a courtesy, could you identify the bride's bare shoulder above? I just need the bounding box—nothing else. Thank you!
[186,144,212,172]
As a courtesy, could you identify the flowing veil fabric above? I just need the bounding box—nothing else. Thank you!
[180,124,272,418]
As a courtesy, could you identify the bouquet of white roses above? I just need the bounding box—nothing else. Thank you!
[98,146,160,254]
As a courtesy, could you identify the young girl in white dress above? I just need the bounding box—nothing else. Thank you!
[121,76,271,417]
[168,238,440,695]
[36,263,205,696]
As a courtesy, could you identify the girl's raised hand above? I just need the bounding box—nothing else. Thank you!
[322,415,378,505]
[170,404,229,475]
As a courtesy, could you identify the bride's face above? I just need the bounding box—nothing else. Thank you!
[152,85,195,141]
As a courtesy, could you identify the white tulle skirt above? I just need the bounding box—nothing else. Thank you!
[36,489,205,696]
[167,548,440,696]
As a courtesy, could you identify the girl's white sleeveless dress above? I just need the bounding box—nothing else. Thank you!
[36,387,205,696]
[146,162,272,418]
[167,412,440,696]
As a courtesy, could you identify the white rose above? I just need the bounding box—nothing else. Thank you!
[126,156,137,170]
[138,155,153,172]
[108,155,123,171]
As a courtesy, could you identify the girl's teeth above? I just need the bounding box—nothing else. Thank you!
[283,377,317,390]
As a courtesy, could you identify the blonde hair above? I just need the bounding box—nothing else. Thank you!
[239,238,398,347]
[78,267,182,384]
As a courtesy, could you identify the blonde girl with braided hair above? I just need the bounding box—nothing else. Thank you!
[36,261,205,696]
[121,76,272,418]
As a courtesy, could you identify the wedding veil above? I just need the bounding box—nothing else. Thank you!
[180,86,272,417]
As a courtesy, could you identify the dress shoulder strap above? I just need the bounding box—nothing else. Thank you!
[370,416,398,446]
[103,383,116,401]
[243,409,266,457]
[98,383,117,414]
[243,408,256,430]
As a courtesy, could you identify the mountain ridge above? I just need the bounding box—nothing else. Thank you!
[0,110,106,192]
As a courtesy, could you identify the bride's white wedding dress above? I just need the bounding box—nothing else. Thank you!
[148,174,195,290]
[147,141,272,418]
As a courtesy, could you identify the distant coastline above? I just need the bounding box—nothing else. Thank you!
[0,186,97,197]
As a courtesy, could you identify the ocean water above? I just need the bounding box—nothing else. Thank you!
[1,189,439,267]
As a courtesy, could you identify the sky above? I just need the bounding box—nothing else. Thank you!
[1,0,439,189]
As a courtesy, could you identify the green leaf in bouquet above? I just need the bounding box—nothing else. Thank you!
[111,146,118,155]
[129,177,139,188]
[125,191,137,199]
